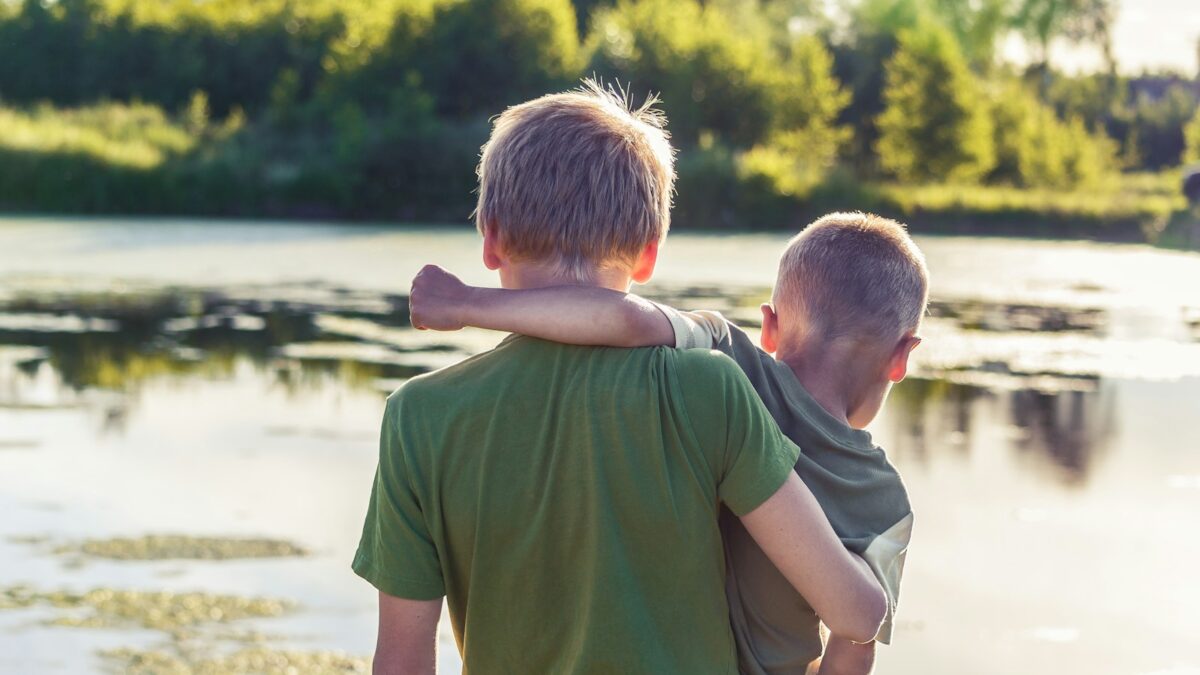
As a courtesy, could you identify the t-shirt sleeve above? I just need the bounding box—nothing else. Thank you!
[862,512,914,644]
[677,351,801,516]
[351,393,445,600]
[651,303,730,350]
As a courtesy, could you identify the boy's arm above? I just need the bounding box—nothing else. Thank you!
[739,473,889,645]
[374,592,441,675]
[813,635,876,675]
[408,264,674,347]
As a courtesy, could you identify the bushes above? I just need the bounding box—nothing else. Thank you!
[0,98,483,219]
[409,0,581,117]
[0,99,245,213]
[1185,107,1200,165]
[0,0,351,115]
[588,0,777,148]
[0,0,580,120]
[989,80,1117,189]
[0,0,1194,240]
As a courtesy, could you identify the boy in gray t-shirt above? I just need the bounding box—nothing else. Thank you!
[409,212,926,674]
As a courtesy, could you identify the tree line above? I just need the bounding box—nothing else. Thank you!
[0,0,1197,229]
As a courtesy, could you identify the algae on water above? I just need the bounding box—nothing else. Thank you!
[60,535,308,561]
[0,586,370,673]
[0,586,289,631]
[103,647,369,674]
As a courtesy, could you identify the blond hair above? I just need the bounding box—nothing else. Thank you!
[773,212,929,341]
[475,80,675,280]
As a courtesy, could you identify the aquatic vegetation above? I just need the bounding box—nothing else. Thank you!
[61,535,308,561]
[0,345,49,364]
[7,534,49,545]
[929,299,1106,333]
[102,647,369,674]
[0,586,369,673]
[0,586,289,632]
[914,316,1200,381]
[0,313,121,333]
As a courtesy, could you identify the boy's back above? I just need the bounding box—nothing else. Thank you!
[353,335,802,674]
[664,310,913,673]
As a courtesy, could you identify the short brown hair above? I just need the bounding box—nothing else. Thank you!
[773,212,929,341]
[475,80,675,280]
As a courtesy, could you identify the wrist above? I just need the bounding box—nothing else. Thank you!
[456,285,491,329]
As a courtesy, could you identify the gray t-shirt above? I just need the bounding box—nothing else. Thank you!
[655,305,914,674]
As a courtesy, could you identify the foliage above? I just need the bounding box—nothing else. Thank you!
[876,25,995,183]
[989,79,1116,188]
[1043,72,1198,170]
[874,172,1181,234]
[1010,0,1116,71]
[410,0,582,117]
[0,99,243,214]
[1120,83,1198,170]
[0,102,198,170]
[740,36,852,195]
[587,0,778,147]
[0,0,1194,240]
[1187,107,1200,164]
[0,0,348,114]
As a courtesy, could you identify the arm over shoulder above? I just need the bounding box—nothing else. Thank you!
[654,307,797,417]
[651,303,731,350]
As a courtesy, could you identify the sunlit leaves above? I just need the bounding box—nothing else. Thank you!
[876,24,995,182]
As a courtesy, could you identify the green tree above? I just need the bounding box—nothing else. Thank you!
[1185,106,1200,164]
[876,25,994,182]
[587,0,778,147]
[990,79,1115,188]
[1124,83,1197,169]
[1011,0,1116,79]
[843,0,1010,66]
[742,36,851,194]
[418,0,581,117]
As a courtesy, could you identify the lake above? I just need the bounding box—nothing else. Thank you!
[1,217,1199,674]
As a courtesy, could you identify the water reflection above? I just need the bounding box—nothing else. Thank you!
[888,377,1115,486]
[928,299,1107,333]
[1,282,1133,491]
[1009,386,1115,484]
[0,286,417,400]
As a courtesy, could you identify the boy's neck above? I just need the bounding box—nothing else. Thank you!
[501,261,632,293]
[775,344,874,429]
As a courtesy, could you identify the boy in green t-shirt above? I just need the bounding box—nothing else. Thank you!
[409,212,926,674]
[354,83,887,674]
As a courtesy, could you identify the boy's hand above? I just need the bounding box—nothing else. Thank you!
[409,264,473,331]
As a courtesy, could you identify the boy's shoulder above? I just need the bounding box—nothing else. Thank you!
[384,336,552,428]
[391,335,746,418]
[666,341,767,403]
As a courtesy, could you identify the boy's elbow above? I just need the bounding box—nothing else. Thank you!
[614,302,671,347]
[833,587,888,645]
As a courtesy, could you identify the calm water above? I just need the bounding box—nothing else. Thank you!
[1,218,1199,674]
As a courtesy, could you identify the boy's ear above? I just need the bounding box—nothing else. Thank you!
[482,224,504,271]
[759,303,779,354]
[630,241,660,284]
[886,334,922,383]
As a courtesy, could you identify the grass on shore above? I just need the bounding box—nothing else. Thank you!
[869,171,1187,240]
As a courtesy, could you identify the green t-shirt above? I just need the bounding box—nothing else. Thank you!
[656,306,914,674]
[353,335,801,674]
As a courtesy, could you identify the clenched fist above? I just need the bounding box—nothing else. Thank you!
[408,264,472,331]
